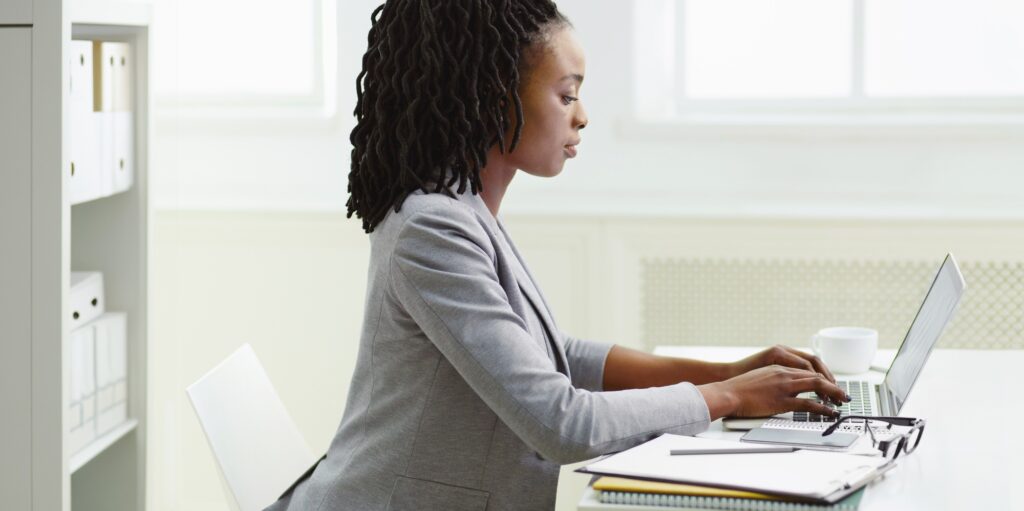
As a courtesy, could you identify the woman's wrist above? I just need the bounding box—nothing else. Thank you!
[662,358,737,386]
[696,381,738,421]
[712,361,739,382]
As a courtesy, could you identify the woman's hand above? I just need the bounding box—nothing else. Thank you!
[698,365,851,421]
[727,344,836,386]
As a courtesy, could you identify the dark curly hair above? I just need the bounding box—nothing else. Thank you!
[345,0,570,233]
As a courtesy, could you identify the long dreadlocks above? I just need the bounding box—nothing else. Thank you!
[345,0,570,233]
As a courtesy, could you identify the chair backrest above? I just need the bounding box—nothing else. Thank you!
[187,344,316,511]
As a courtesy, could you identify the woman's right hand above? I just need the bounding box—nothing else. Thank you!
[697,365,851,421]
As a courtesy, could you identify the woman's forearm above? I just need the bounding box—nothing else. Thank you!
[602,345,734,391]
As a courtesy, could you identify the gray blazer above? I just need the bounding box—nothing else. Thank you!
[266,190,710,511]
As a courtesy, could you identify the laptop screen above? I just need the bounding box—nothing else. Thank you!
[883,254,966,413]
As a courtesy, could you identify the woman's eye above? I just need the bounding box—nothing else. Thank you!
[562,95,578,105]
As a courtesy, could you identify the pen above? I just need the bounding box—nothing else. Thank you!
[669,447,799,455]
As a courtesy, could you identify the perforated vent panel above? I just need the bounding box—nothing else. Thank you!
[641,258,1024,350]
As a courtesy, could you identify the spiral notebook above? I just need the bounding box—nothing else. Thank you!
[592,477,865,510]
[577,435,892,505]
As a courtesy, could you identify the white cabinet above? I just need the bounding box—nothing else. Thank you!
[68,11,151,511]
[0,0,32,24]
[0,27,34,511]
[0,3,152,510]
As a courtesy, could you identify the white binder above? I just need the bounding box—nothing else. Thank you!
[94,312,128,435]
[93,41,114,111]
[70,271,105,329]
[68,326,97,454]
[112,111,134,193]
[105,41,133,193]
[95,41,115,196]
[92,41,134,197]
[68,39,135,205]
[69,40,103,205]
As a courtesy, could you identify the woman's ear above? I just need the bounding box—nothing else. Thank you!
[495,91,523,154]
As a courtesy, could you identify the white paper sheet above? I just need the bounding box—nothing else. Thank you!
[581,434,889,499]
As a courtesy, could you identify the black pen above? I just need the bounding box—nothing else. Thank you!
[669,447,799,455]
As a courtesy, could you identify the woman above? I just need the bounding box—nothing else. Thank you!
[268,1,849,510]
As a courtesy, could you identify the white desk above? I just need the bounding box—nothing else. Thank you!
[578,346,1024,511]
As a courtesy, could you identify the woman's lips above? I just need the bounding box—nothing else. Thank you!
[564,144,578,158]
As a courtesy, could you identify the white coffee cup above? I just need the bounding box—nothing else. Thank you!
[810,327,878,375]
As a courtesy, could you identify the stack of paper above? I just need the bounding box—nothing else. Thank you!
[578,435,890,509]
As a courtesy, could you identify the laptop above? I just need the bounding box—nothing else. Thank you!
[723,253,967,432]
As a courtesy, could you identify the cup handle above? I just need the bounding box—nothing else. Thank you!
[811,334,822,357]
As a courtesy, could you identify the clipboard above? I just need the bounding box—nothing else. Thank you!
[576,434,894,505]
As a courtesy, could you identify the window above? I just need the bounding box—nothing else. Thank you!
[153,0,337,117]
[635,0,1024,121]
[864,0,1024,97]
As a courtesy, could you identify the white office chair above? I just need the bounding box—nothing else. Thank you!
[187,344,317,511]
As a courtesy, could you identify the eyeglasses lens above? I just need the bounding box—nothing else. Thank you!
[904,425,923,454]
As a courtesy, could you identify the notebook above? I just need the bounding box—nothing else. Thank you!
[594,481,865,510]
[577,435,892,505]
[594,476,776,500]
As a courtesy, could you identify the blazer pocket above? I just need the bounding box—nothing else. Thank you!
[386,475,489,511]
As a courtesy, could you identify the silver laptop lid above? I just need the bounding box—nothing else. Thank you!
[882,253,966,414]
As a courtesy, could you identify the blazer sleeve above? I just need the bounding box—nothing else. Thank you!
[562,335,612,392]
[389,206,710,464]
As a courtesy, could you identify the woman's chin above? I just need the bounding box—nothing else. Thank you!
[521,163,566,178]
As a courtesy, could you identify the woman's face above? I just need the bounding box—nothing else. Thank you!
[503,27,588,178]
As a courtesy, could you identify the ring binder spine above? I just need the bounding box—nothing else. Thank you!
[598,490,861,510]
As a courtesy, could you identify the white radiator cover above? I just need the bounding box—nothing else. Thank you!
[641,258,1024,350]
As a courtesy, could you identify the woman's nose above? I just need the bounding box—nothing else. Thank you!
[575,102,588,130]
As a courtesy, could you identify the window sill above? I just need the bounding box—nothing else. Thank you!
[500,191,1024,222]
[617,113,1024,141]
[153,104,345,133]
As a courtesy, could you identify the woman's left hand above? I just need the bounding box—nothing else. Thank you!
[726,344,838,393]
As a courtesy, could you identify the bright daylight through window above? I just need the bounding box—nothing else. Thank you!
[638,0,1024,118]
[153,0,321,104]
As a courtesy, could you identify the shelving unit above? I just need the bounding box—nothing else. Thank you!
[0,1,152,510]
[70,5,152,509]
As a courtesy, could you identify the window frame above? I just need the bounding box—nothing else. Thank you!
[153,0,339,121]
[635,0,1024,128]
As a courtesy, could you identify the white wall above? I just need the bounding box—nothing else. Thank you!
[149,212,365,510]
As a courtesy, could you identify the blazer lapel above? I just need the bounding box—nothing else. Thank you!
[452,191,571,378]
[494,220,571,378]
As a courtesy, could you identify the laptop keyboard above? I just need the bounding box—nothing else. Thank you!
[793,380,872,422]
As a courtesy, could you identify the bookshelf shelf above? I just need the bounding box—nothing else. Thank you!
[71,0,151,26]
[69,419,139,474]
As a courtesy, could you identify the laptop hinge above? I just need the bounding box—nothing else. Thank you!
[877,382,896,415]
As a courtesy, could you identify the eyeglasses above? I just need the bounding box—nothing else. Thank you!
[822,415,926,461]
